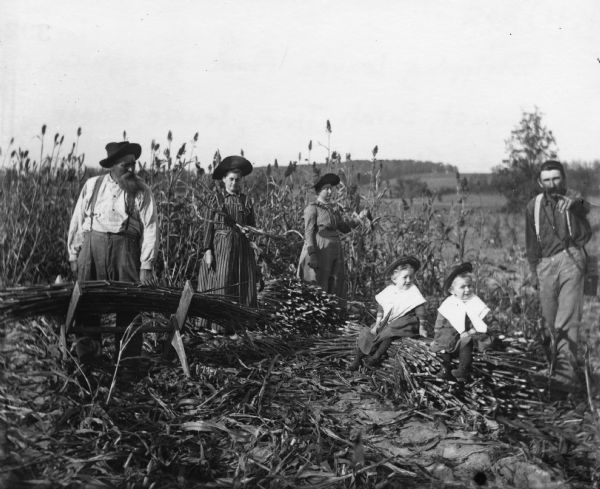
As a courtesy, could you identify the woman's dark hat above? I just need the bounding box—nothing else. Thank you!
[443,262,473,292]
[314,173,340,192]
[212,155,253,180]
[384,256,421,278]
[99,141,142,168]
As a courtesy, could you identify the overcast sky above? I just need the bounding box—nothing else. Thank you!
[2,0,599,172]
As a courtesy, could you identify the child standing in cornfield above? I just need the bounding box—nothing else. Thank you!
[430,262,497,381]
[349,256,429,370]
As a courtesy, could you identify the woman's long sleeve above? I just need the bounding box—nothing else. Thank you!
[202,194,217,251]
[303,205,318,254]
[248,199,256,227]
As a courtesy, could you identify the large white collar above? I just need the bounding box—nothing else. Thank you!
[438,295,490,333]
[375,284,426,321]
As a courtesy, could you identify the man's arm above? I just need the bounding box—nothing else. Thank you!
[139,187,158,271]
[524,203,541,278]
[566,197,590,216]
[67,180,91,266]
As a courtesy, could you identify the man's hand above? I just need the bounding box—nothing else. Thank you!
[370,320,381,335]
[70,260,78,277]
[556,195,575,213]
[419,324,428,338]
[140,269,158,287]
[204,250,214,269]
[308,253,319,270]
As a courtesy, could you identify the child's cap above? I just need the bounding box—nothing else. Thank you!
[443,262,473,292]
[384,255,420,278]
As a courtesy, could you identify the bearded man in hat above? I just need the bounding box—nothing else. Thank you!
[67,141,158,366]
[197,155,258,333]
[525,160,592,388]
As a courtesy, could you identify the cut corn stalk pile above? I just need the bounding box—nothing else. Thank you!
[0,281,263,330]
[257,277,344,335]
[2,314,598,488]
[311,325,551,417]
[0,278,343,337]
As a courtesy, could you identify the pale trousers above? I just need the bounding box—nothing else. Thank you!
[537,247,585,378]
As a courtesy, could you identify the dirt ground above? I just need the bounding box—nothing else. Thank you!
[2,316,598,488]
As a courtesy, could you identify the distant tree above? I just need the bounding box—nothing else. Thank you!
[492,108,558,212]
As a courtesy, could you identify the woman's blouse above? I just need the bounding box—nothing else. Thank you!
[203,191,256,251]
[303,201,353,253]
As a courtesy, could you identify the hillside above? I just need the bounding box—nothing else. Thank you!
[247,159,495,199]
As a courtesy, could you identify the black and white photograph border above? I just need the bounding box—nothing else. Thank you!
[1,1,599,488]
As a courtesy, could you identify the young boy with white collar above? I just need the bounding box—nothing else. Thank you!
[348,256,429,370]
[430,262,496,381]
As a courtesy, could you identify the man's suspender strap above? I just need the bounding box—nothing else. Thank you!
[533,193,572,242]
[87,174,106,230]
[533,194,542,242]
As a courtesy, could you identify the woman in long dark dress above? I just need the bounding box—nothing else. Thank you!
[296,173,366,300]
[197,156,258,332]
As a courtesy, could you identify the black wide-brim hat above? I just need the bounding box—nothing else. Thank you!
[443,262,473,292]
[212,155,253,180]
[314,173,341,192]
[99,141,142,168]
[384,255,421,279]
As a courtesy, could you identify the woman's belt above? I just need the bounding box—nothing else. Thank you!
[317,229,340,239]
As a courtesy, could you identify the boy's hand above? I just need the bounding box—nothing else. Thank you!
[370,321,381,335]
[460,331,471,339]
[419,325,428,338]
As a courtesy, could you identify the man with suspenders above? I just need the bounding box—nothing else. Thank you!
[525,160,592,388]
[67,141,158,369]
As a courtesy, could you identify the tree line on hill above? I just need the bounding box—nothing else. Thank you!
[5,109,595,213]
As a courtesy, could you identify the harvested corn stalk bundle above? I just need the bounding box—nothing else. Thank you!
[0,281,263,330]
[310,324,549,417]
[257,277,344,335]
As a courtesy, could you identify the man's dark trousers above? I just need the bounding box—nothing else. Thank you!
[75,230,142,363]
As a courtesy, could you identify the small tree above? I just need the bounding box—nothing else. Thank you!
[493,108,558,212]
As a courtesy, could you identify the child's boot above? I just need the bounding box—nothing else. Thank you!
[452,338,473,381]
[348,348,366,371]
[364,338,393,367]
[438,352,453,380]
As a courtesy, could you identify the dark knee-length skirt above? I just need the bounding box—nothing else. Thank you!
[357,314,420,355]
